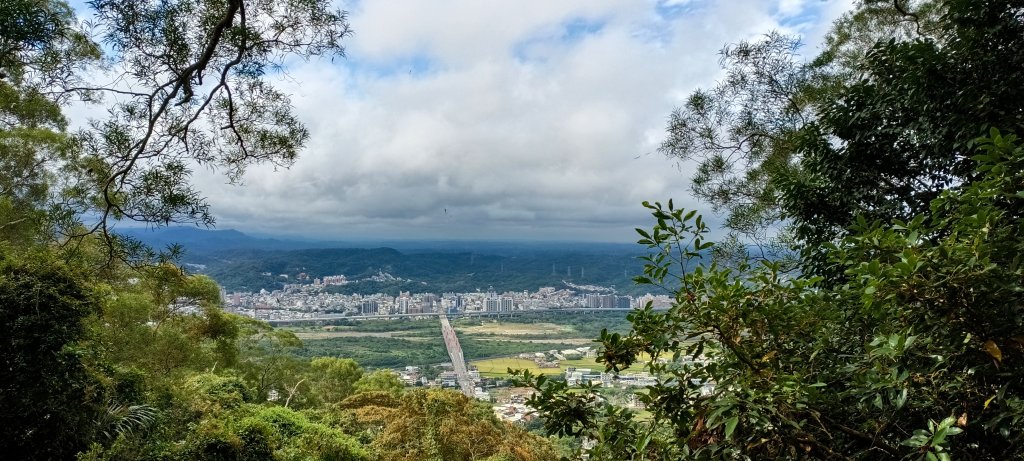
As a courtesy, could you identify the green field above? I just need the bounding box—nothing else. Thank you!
[471,354,657,378]
[473,358,561,377]
[288,311,636,370]
[453,311,631,341]
[471,356,610,378]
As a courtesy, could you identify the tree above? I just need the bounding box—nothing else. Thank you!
[817,0,945,75]
[309,357,364,406]
[660,32,812,252]
[0,250,103,459]
[1,3,358,459]
[355,369,405,395]
[659,0,1024,258]
[784,0,1024,249]
[0,0,99,245]
[522,138,1024,457]
[518,1,1024,459]
[235,319,309,406]
[73,0,351,247]
[344,389,559,461]
[3,0,351,262]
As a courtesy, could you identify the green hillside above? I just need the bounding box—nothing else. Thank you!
[197,247,655,295]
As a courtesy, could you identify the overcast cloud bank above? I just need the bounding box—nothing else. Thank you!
[183,0,851,242]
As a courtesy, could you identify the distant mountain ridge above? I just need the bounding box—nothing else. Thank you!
[117,227,653,295]
[116,226,340,253]
[116,226,641,255]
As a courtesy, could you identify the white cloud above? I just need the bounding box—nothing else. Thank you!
[187,0,852,241]
[778,0,808,16]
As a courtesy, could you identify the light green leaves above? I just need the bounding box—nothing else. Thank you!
[901,416,963,461]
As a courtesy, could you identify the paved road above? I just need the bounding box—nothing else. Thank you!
[439,313,476,397]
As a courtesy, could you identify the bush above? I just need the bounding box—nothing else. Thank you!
[184,374,253,412]
[234,417,279,461]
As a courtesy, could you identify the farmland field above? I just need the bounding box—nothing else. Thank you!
[288,311,634,370]
[457,322,574,336]
[471,354,655,378]
[453,312,630,340]
[471,356,604,377]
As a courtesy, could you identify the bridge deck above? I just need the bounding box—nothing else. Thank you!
[439,313,476,397]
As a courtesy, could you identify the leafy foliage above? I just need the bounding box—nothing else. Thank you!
[0,1,98,245]
[662,0,1024,258]
[0,251,103,459]
[1,2,562,460]
[660,32,812,247]
[784,0,1024,249]
[343,389,559,461]
[521,138,1024,458]
[72,0,350,244]
[518,2,1024,459]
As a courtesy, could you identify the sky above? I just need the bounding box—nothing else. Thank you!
[85,0,853,242]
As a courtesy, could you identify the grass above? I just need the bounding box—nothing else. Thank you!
[471,354,658,378]
[285,313,640,372]
[472,358,563,377]
[291,330,405,340]
[472,356,608,378]
[456,322,574,336]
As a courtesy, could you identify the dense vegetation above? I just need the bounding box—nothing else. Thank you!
[297,334,580,369]
[7,0,1024,460]
[0,1,559,460]
[518,1,1024,459]
[297,336,447,368]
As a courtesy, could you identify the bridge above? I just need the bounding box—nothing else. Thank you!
[438,313,476,397]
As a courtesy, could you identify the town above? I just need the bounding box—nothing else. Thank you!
[223,271,673,321]
[220,271,680,423]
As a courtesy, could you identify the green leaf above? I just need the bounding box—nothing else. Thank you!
[895,388,908,409]
[724,416,739,439]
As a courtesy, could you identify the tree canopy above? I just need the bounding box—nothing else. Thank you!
[1,0,351,260]
[661,0,1024,258]
[0,2,561,460]
[518,0,1024,459]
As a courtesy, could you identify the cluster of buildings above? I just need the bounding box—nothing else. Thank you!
[564,368,658,387]
[223,275,673,321]
[396,366,493,401]
[493,391,539,423]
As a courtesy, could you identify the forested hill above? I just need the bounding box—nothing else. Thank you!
[123,227,652,294]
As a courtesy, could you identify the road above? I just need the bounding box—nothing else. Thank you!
[438,313,476,397]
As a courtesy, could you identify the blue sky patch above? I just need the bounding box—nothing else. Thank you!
[655,0,699,20]
[346,53,438,79]
[561,17,606,42]
[512,16,606,64]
